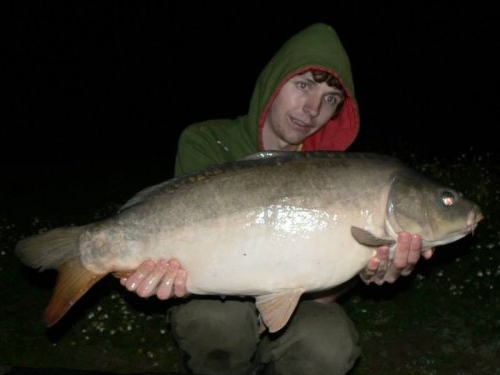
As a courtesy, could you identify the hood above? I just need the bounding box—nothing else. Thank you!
[246,23,360,151]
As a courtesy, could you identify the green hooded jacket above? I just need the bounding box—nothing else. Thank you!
[174,23,360,177]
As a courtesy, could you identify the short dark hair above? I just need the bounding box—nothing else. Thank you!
[310,69,346,115]
[310,69,344,91]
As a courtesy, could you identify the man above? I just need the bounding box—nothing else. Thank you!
[121,23,434,375]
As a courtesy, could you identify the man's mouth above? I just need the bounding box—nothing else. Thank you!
[290,116,312,130]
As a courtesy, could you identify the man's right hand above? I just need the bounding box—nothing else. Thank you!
[120,258,188,299]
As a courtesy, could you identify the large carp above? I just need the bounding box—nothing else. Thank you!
[16,151,483,333]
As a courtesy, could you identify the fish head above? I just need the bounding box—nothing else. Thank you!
[385,170,483,249]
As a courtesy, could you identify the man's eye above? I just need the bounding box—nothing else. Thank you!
[325,95,338,105]
[296,82,308,90]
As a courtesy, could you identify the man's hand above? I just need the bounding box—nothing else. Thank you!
[120,258,188,299]
[360,231,434,285]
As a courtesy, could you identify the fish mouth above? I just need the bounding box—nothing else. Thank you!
[465,207,484,236]
[417,207,484,251]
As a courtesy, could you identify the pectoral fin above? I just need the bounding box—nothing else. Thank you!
[255,288,305,333]
[351,226,395,247]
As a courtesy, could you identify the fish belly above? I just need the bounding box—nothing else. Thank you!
[81,205,378,296]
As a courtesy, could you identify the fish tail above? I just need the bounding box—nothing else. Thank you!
[44,256,105,326]
[15,227,84,271]
[15,227,105,327]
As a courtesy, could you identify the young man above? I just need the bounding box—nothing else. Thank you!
[121,23,434,375]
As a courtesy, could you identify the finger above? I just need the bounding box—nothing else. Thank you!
[135,260,169,298]
[400,234,424,276]
[359,253,381,283]
[407,234,423,264]
[372,245,402,284]
[372,246,391,283]
[174,269,188,297]
[166,258,188,297]
[362,260,390,285]
[123,260,155,291]
[392,231,412,269]
[377,262,400,284]
[360,245,390,284]
[376,245,390,262]
[422,248,434,260]
[364,257,381,275]
[156,259,179,300]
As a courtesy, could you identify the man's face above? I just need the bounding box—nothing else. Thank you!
[263,71,344,150]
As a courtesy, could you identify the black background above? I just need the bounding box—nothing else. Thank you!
[2,1,498,169]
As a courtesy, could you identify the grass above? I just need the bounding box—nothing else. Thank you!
[1,150,499,374]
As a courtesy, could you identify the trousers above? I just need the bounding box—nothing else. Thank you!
[168,297,361,375]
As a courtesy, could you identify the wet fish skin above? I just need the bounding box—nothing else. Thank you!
[15,151,483,333]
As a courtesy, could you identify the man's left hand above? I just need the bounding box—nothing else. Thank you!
[360,231,434,285]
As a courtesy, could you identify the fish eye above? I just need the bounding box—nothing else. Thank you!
[441,191,456,206]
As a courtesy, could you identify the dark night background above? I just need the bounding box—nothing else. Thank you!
[2,2,498,172]
[1,2,499,374]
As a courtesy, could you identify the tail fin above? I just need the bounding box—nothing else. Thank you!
[44,256,106,326]
[15,227,83,270]
[15,227,106,326]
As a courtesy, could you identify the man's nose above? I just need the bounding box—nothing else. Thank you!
[303,97,321,117]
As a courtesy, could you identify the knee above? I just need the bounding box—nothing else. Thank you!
[170,298,259,335]
[289,324,360,374]
[169,298,261,374]
[271,302,361,375]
